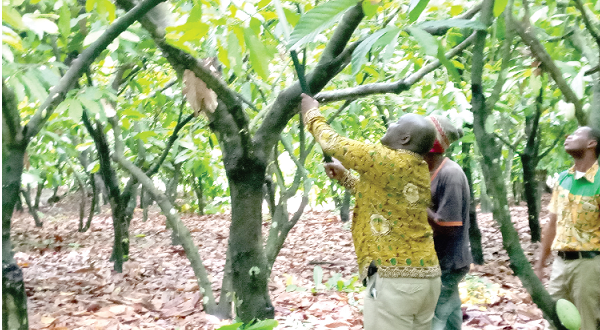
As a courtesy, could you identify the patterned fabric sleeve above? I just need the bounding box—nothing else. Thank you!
[304,107,398,176]
[338,171,359,194]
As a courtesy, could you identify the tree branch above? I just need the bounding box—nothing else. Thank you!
[511,18,586,125]
[486,0,515,110]
[25,0,165,142]
[420,3,483,36]
[572,0,600,50]
[145,79,177,99]
[2,82,23,146]
[115,0,250,155]
[145,113,194,177]
[253,3,365,163]
[538,127,565,160]
[111,137,217,313]
[316,32,477,103]
[493,133,518,152]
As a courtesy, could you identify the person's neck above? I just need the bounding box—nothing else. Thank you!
[425,153,445,173]
[572,151,597,173]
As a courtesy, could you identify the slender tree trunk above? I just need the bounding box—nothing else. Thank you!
[227,162,274,321]
[471,2,565,326]
[83,112,126,272]
[194,176,205,216]
[141,188,152,222]
[215,248,233,319]
[520,153,541,242]
[34,174,46,209]
[462,142,484,264]
[340,189,352,223]
[81,174,98,232]
[21,186,42,227]
[520,85,543,242]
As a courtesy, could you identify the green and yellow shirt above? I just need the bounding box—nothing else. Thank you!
[304,108,441,281]
[549,162,600,251]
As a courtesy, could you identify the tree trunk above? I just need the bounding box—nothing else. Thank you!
[3,83,29,330]
[81,174,97,232]
[462,142,484,265]
[2,147,29,330]
[34,174,46,209]
[83,112,126,272]
[227,162,274,322]
[194,176,205,216]
[471,2,565,326]
[141,188,152,222]
[520,152,541,242]
[21,186,42,227]
[340,188,352,223]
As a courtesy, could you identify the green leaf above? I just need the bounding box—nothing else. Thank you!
[58,3,71,37]
[83,29,105,46]
[530,74,542,96]
[408,0,430,22]
[493,0,508,17]
[351,27,399,75]
[227,32,243,77]
[86,0,96,12]
[245,320,279,330]
[215,322,243,330]
[97,0,116,22]
[79,97,102,115]
[436,40,460,81]
[68,99,84,121]
[120,31,140,42]
[407,26,438,56]
[187,1,202,22]
[273,0,291,41]
[417,19,487,31]
[134,131,158,143]
[243,27,272,80]
[55,98,70,116]
[284,8,299,27]
[25,15,59,39]
[21,71,48,101]
[288,0,358,50]
[3,6,26,30]
[362,0,379,18]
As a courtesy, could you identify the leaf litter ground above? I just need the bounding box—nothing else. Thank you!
[11,194,555,330]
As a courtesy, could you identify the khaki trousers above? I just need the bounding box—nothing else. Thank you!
[363,273,441,330]
[548,255,600,330]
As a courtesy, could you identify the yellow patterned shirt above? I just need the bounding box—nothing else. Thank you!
[304,108,441,281]
[549,162,600,251]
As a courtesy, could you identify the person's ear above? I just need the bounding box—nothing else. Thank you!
[588,139,598,150]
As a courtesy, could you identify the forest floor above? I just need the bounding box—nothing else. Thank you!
[11,193,555,330]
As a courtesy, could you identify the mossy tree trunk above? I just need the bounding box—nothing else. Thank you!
[2,83,29,330]
[471,1,567,327]
[461,142,484,265]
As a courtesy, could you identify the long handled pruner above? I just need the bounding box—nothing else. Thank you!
[290,49,333,163]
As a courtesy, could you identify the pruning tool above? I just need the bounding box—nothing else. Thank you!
[290,49,333,163]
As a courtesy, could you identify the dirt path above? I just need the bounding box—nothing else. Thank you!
[11,194,553,329]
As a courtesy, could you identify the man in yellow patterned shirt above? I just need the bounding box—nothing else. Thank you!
[301,94,441,330]
[534,126,600,330]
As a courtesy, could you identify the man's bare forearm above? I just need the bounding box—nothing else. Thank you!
[536,213,557,268]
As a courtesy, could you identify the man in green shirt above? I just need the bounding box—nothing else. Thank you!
[534,126,600,330]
